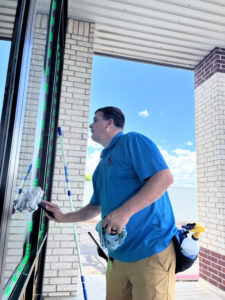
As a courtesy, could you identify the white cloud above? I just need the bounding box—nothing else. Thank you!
[87,137,102,149]
[85,143,196,187]
[138,109,149,118]
[85,134,103,174]
[160,147,196,187]
[185,141,193,147]
[85,149,102,175]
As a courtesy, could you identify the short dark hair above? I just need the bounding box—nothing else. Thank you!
[95,106,125,129]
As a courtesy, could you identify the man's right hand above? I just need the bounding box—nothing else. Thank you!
[41,200,65,222]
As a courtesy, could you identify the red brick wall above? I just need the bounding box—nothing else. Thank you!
[194,47,225,88]
[199,247,225,291]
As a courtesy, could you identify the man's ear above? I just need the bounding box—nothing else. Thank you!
[107,118,114,127]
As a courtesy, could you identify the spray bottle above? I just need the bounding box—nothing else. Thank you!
[180,222,205,259]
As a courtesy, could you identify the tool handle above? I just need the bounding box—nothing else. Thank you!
[88,231,101,247]
[88,232,108,261]
[38,202,55,218]
[81,276,88,300]
[58,126,62,136]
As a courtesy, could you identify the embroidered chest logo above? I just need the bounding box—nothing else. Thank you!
[107,156,113,166]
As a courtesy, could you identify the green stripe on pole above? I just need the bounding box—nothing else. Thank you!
[36,158,40,168]
[22,256,29,265]
[39,224,44,238]
[51,16,55,26]
[39,139,43,149]
[5,286,11,295]
[34,178,38,188]
[28,222,33,232]
[18,266,23,272]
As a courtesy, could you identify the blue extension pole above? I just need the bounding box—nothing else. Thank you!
[58,127,88,300]
[14,163,32,201]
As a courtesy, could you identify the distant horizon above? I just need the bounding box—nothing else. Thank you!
[83,180,197,221]
[84,173,197,190]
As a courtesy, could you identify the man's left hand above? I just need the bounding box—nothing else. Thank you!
[102,207,131,234]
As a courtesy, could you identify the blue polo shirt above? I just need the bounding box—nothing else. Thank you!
[90,132,177,262]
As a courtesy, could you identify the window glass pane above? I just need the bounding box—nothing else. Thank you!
[3,0,51,286]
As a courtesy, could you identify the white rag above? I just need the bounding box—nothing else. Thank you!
[95,218,127,250]
[14,187,44,212]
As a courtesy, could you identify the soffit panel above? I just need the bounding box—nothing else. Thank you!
[2,0,225,69]
[0,0,17,40]
[69,0,225,69]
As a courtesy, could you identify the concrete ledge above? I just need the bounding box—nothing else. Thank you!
[199,278,225,300]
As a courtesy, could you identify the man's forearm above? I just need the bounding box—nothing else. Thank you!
[102,169,174,233]
[121,169,174,217]
[62,203,101,223]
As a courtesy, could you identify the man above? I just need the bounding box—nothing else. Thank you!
[43,106,177,300]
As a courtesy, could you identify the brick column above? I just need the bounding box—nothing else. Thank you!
[195,47,225,295]
[43,19,95,297]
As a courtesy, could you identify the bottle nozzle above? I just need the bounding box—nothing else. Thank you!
[191,222,206,239]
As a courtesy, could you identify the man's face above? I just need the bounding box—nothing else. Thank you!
[89,112,109,144]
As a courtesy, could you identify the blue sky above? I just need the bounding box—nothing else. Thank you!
[89,56,195,150]
[0,41,11,113]
[0,41,196,187]
[87,56,196,187]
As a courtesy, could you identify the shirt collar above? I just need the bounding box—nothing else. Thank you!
[101,131,123,158]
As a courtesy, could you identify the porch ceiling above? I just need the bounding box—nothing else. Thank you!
[69,0,225,70]
[2,0,225,70]
[0,0,17,40]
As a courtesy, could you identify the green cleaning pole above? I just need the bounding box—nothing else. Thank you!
[58,127,88,300]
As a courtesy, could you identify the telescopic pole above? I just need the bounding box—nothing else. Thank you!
[58,127,88,300]
[15,163,32,201]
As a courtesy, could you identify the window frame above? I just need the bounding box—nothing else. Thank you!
[0,0,68,298]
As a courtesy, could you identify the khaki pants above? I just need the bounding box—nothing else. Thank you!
[106,242,176,300]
